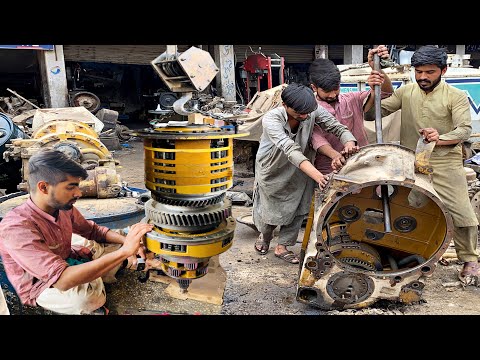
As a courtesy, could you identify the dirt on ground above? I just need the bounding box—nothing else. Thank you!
[101,139,480,316]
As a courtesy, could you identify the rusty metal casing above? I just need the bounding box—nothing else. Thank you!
[297,144,454,310]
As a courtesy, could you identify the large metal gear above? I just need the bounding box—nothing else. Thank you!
[329,241,383,271]
[154,193,225,207]
[139,46,249,292]
[145,198,232,232]
[159,92,178,109]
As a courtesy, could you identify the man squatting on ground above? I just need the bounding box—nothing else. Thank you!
[0,149,153,314]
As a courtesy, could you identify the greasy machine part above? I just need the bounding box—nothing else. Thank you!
[4,119,121,198]
[297,144,454,310]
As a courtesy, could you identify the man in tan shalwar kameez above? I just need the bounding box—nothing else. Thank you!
[365,45,479,283]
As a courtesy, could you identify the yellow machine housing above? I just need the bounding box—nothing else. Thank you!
[140,122,248,291]
[141,45,249,291]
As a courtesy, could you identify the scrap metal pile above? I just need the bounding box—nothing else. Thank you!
[1,107,123,198]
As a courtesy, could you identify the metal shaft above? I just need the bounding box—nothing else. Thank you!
[373,54,383,143]
[374,53,392,232]
[381,185,392,233]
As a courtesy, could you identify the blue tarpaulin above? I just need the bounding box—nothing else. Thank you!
[0,45,54,50]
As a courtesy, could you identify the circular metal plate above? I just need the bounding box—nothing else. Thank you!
[326,271,375,304]
[338,205,361,223]
[394,216,417,233]
[159,92,178,109]
[71,91,101,113]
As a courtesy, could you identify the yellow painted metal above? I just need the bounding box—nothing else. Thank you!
[297,144,453,310]
[329,242,382,270]
[144,134,237,197]
[144,145,230,153]
[80,147,109,159]
[159,263,205,279]
[301,195,316,250]
[140,120,249,286]
[31,120,110,159]
[35,132,110,158]
[149,126,249,140]
[327,186,447,259]
[145,180,232,194]
[146,237,233,258]
[145,220,234,257]
[32,120,98,139]
[153,125,214,133]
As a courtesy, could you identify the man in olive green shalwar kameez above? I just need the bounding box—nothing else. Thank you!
[365,45,479,282]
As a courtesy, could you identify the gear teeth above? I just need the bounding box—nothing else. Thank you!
[178,279,191,292]
[185,263,198,270]
[168,268,182,277]
[340,257,376,271]
[145,198,232,231]
[196,266,208,276]
[152,193,225,207]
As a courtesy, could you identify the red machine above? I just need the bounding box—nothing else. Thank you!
[242,53,285,102]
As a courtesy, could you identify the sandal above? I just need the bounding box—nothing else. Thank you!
[460,261,480,276]
[275,250,300,264]
[458,261,479,285]
[254,234,271,255]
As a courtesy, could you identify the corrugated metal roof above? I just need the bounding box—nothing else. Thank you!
[63,45,191,65]
[63,45,365,65]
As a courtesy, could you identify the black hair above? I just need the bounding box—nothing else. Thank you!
[28,148,88,193]
[308,58,341,91]
[411,45,448,70]
[281,83,318,114]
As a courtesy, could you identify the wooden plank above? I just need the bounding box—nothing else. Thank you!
[148,255,226,305]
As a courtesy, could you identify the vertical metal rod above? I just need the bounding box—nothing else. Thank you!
[325,223,332,245]
[374,53,392,232]
[381,185,392,233]
[373,54,383,144]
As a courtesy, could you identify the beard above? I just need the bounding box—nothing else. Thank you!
[417,75,441,91]
[48,193,77,211]
[59,203,74,211]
